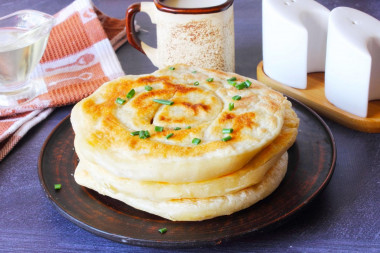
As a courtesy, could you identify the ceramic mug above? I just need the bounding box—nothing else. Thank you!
[126,0,235,71]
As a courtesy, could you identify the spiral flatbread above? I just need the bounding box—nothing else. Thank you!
[74,101,298,201]
[71,64,288,183]
[71,64,299,221]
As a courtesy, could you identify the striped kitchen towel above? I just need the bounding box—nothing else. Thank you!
[0,0,128,161]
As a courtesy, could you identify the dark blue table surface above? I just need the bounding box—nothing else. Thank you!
[0,0,379,252]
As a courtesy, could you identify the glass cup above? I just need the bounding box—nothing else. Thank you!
[0,10,54,107]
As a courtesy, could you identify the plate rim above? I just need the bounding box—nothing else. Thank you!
[38,96,336,248]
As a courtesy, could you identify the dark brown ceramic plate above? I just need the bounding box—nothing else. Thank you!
[38,97,336,248]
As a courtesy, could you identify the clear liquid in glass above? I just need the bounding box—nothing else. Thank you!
[0,27,50,92]
[0,10,53,107]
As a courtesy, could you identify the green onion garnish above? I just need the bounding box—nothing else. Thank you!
[158,228,167,234]
[232,95,241,100]
[192,70,197,73]
[139,131,146,139]
[153,99,174,105]
[229,102,234,111]
[221,135,232,142]
[155,126,164,132]
[139,130,150,139]
[194,81,199,86]
[115,97,126,105]
[54,184,61,190]
[126,89,135,99]
[222,128,233,134]
[169,66,175,70]
[235,80,252,90]
[206,77,214,82]
[174,127,181,130]
[227,80,237,86]
[192,138,201,145]
[227,77,237,82]
[130,131,140,136]
[166,133,174,139]
[186,126,191,129]
[145,85,153,91]
[235,82,247,90]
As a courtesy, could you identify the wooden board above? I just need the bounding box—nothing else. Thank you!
[257,61,380,133]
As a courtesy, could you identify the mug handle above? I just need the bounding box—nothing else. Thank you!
[126,2,158,66]
[125,3,144,54]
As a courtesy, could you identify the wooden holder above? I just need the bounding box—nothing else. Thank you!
[257,61,380,133]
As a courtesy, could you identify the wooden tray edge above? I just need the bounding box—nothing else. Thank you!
[257,61,380,133]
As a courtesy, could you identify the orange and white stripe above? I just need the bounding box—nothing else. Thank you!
[0,0,126,160]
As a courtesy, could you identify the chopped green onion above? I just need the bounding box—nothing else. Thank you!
[139,130,150,139]
[155,126,164,132]
[130,131,140,136]
[166,133,174,139]
[153,99,174,105]
[126,89,135,98]
[192,70,197,73]
[192,138,201,145]
[222,128,233,134]
[194,81,199,86]
[227,80,237,86]
[221,135,232,142]
[235,80,252,90]
[169,66,175,70]
[174,127,181,130]
[145,85,153,91]
[227,77,237,82]
[235,82,247,90]
[232,95,241,100]
[186,126,191,129]
[115,97,126,105]
[206,77,214,82]
[229,102,234,111]
[158,228,167,234]
[54,184,61,190]
[139,131,146,139]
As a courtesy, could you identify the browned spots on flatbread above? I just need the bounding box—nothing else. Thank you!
[233,112,258,130]
[132,89,175,109]
[178,102,211,115]
[76,64,290,159]
[136,75,172,85]
[158,115,186,124]
[218,112,236,123]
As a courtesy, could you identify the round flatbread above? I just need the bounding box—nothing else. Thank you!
[76,152,288,221]
[74,101,298,200]
[71,64,289,183]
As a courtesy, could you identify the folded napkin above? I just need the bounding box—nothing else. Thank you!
[0,0,127,161]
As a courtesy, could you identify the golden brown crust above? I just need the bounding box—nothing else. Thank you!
[74,100,298,201]
[71,64,291,182]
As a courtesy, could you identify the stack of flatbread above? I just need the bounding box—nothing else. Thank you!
[71,64,299,221]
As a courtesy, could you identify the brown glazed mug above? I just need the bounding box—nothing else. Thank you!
[126,0,235,71]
